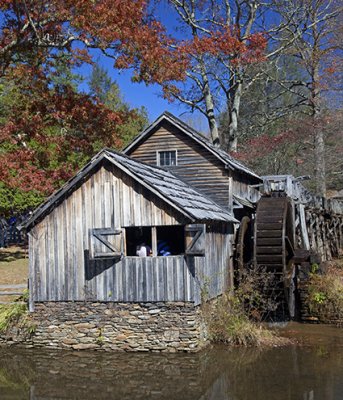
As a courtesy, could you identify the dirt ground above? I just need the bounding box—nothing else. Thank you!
[0,246,29,303]
[0,246,28,284]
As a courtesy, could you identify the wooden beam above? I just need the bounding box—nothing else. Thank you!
[299,204,310,250]
[151,226,157,256]
[0,284,27,289]
[0,292,24,296]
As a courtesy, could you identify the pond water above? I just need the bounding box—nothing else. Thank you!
[1,323,343,400]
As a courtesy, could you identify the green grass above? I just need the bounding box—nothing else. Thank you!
[306,259,343,325]
[203,292,286,346]
[0,247,29,332]
[0,302,28,333]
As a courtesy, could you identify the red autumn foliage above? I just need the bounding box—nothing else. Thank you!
[235,130,298,164]
[0,65,136,196]
[235,111,343,192]
[0,0,174,79]
[0,0,269,207]
[179,28,266,64]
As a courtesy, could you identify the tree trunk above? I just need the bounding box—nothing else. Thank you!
[204,88,220,146]
[310,16,326,197]
[220,80,242,152]
[199,61,220,146]
[314,127,326,196]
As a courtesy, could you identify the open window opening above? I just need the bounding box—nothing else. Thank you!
[124,225,186,256]
[156,225,184,256]
[125,227,152,256]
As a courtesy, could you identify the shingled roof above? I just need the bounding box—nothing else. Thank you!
[123,111,261,181]
[22,149,237,231]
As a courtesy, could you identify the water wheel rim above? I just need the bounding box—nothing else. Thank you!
[236,216,251,281]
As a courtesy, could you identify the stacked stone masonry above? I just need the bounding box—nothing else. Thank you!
[1,302,209,352]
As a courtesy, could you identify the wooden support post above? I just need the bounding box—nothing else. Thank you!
[151,226,157,256]
[228,175,233,214]
[299,204,310,250]
[228,236,234,293]
[28,232,35,312]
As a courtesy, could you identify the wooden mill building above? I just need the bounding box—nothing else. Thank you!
[24,149,239,305]
[21,113,263,352]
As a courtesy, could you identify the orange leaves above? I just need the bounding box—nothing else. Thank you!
[180,28,241,57]
[243,33,268,63]
[65,0,149,47]
[178,28,267,65]
[0,0,157,78]
[1,1,267,91]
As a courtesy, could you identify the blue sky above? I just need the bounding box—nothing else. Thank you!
[77,46,209,133]
[0,1,209,132]
[77,48,208,133]
[74,1,210,133]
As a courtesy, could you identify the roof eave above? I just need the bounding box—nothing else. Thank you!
[104,152,237,223]
[20,151,107,231]
[22,145,238,231]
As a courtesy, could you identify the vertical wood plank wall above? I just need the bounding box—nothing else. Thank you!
[193,223,233,305]
[127,121,260,208]
[232,172,261,203]
[30,162,206,303]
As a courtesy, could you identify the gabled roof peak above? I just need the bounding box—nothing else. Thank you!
[123,112,261,181]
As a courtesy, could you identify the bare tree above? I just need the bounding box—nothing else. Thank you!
[158,0,325,151]
[270,0,342,196]
[160,0,266,149]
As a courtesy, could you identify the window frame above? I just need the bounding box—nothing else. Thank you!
[123,225,186,257]
[156,149,178,167]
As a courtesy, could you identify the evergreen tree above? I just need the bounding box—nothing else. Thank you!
[0,62,147,216]
[89,63,148,147]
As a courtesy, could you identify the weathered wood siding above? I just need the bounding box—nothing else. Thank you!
[128,121,259,209]
[193,223,234,305]
[128,122,231,209]
[29,162,198,303]
[232,171,261,204]
[83,256,195,302]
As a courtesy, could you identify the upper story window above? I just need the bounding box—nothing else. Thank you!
[157,150,177,167]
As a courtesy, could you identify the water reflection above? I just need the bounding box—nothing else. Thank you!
[1,325,343,400]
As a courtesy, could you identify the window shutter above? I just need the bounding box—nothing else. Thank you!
[185,224,205,256]
[89,227,122,259]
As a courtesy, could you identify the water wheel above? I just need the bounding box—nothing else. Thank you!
[236,216,251,281]
[254,196,295,318]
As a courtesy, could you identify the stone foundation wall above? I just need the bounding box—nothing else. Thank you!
[1,302,209,352]
[298,282,343,326]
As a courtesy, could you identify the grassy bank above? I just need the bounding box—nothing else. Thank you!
[0,302,28,333]
[203,292,291,347]
[202,266,293,347]
[305,258,343,325]
[0,247,28,284]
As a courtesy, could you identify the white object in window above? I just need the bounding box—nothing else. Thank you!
[136,245,147,257]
